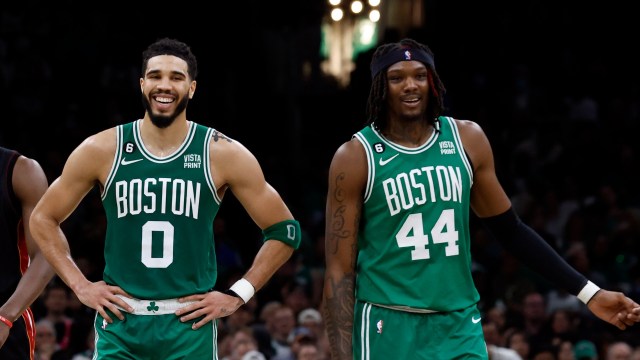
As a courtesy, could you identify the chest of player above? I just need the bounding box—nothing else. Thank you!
[370,149,470,217]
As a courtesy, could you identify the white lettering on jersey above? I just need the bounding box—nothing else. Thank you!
[383,165,463,216]
[115,178,201,219]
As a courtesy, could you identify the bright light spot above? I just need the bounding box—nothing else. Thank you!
[331,8,344,21]
[329,0,341,5]
[369,9,380,22]
[368,0,380,6]
[351,1,363,14]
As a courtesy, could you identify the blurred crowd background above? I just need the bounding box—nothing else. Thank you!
[2,1,640,359]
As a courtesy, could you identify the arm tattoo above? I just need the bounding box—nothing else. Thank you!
[327,172,351,254]
[324,171,359,359]
[324,276,355,360]
[211,130,232,143]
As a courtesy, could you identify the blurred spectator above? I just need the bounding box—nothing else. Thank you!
[520,291,549,353]
[606,341,633,360]
[506,329,531,360]
[34,319,63,360]
[222,326,266,360]
[574,340,598,360]
[557,340,576,360]
[544,309,581,346]
[269,305,296,359]
[297,308,322,337]
[41,281,73,351]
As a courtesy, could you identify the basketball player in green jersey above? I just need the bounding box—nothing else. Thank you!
[30,38,301,359]
[322,38,640,360]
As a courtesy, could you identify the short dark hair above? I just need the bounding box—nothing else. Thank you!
[366,38,446,130]
[141,38,198,80]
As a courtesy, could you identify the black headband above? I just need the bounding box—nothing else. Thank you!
[370,47,435,79]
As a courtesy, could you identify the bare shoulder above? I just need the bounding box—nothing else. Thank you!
[453,118,491,153]
[331,138,366,167]
[13,154,45,179]
[70,127,117,162]
[208,129,252,163]
[208,129,263,188]
[62,127,118,183]
[327,138,367,191]
[13,155,48,200]
[453,118,485,139]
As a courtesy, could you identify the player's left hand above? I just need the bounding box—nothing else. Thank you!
[175,291,243,330]
[588,289,640,330]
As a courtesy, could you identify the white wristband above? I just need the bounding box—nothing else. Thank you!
[577,280,600,304]
[229,278,255,304]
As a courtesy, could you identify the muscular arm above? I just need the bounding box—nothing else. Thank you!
[212,135,296,292]
[322,139,365,360]
[458,119,640,330]
[0,156,54,346]
[31,135,106,291]
[177,134,298,329]
[456,119,511,217]
[30,130,133,321]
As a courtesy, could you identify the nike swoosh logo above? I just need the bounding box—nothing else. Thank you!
[379,154,399,166]
[472,316,481,324]
[121,158,143,166]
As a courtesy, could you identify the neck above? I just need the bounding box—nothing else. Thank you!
[382,121,434,147]
[140,117,190,157]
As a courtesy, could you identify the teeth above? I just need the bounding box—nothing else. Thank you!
[156,97,173,103]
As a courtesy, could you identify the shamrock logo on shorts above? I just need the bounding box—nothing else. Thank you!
[147,301,159,313]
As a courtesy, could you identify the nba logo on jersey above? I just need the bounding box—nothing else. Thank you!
[404,50,412,60]
[376,320,383,334]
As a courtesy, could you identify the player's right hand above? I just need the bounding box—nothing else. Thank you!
[75,280,133,323]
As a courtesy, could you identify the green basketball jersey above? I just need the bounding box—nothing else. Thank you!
[101,120,220,299]
[354,116,480,311]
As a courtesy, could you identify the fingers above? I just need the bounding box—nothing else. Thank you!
[178,307,214,330]
[178,303,216,323]
[191,314,215,330]
[110,295,134,314]
[624,309,640,325]
[107,304,127,321]
[97,307,113,324]
[110,286,133,299]
[175,302,199,317]
[179,294,205,303]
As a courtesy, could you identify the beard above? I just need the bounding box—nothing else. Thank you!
[141,93,189,129]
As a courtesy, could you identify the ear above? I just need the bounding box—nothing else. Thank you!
[189,80,197,99]
[140,78,144,93]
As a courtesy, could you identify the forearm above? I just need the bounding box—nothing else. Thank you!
[323,271,355,360]
[0,253,54,321]
[31,222,90,292]
[482,207,587,295]
[242,239,294,292]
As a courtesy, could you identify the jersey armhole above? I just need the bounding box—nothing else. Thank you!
[102,125,123,200]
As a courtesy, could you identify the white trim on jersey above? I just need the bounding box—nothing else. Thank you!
[102,124,124,200]
[353,133,376,203]
[444,116,474,186]
[203,128,221,205]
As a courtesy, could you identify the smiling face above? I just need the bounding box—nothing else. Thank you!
[385,60,430,123]
[140,55,196,128]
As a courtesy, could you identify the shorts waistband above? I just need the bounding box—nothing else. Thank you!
[368,301,439,314]
[116,295,195,315]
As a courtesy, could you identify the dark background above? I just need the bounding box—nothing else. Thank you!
[2,1,639,292]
